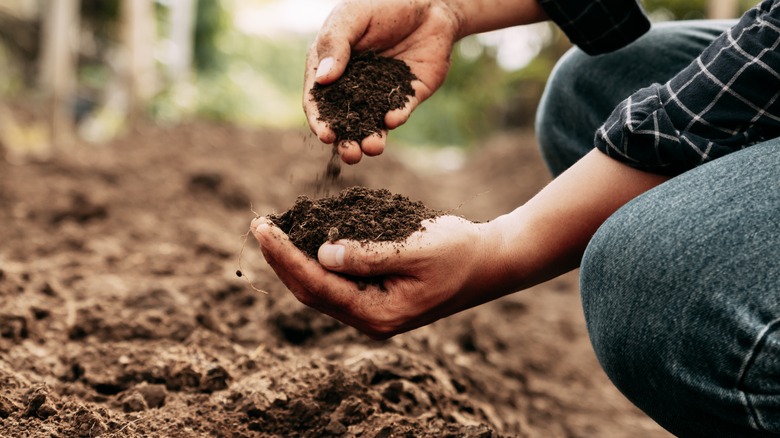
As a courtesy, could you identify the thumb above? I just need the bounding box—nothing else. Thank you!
[318,243,346,269]
[313,22,352,85]
[314,55,345,85]
[318,241,402,277]
[313,3,371,85]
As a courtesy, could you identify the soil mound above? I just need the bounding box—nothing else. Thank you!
[0,119,670,437]
[268,186,440,260]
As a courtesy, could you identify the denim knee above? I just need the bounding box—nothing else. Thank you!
[535,47,601,176]
[581,212,780,438]
[580,142,780,437]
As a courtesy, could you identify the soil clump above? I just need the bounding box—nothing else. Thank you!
[268,186,440,260]
[311,51,417,145]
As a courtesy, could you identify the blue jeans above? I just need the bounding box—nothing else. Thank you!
[537,21,780,437]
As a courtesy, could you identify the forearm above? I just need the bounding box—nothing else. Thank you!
[483,149,669,294]
[446,0,549,39]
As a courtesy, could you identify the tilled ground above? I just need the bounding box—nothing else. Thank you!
[0,120,671,437]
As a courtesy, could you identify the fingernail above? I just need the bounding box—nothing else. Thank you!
[316,57,334,80]
[319,243,344,268]
[251,220,270,241]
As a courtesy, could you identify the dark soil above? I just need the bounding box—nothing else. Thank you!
[311,51,416,144]
[0,113,672,437]
[268,186,441,260]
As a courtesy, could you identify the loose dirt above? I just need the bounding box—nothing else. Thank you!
[312,51,417,188]
[268,186,440,260]
[311,51,416,145]
[0,114,672,437]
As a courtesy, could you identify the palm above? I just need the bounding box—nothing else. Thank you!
[303,0,459,163]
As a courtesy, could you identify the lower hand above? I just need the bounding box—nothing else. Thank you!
[251,214,503,339]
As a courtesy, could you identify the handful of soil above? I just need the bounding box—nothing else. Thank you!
[268,186,440,260]
[311,51,417,144]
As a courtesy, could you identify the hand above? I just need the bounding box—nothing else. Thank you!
[251,151,668,339]
[304,0,462,164]
[251,215,507,339]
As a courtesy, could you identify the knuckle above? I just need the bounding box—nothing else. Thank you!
[363,310,406,339]
[365,330,393,341]
[363,320,398,340]
[347,248,388,276]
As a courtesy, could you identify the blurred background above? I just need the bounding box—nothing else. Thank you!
[0,0,759,161]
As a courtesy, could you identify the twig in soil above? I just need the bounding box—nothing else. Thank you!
[388,86,401,103]
[345,102,351,133]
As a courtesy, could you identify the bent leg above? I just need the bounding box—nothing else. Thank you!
[580,140,780,437]
[536,20,734,176]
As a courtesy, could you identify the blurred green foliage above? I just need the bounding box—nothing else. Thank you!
[80,0,120,37]
[0,0,763,147]
[0,44,24,95]
[394,31,564,147]
[194,0,231,72]
[394,43,506,147]
[645,0,708,19]
[644,0,759,19]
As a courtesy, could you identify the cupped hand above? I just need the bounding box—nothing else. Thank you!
[251,214,506,339]
[304,0,462,164]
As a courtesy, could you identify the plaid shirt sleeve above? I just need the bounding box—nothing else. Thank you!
[537,0,651,54]
[595,0,780,175]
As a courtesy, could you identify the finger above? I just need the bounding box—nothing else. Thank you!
[360,132,386,156]
[252,219,420,339]
[318,238,419,278]
[251,218,323,298]
[303,45,337,144]
[338,140,363,164]
[257,235,382,333]
[304,97,337,144]
[252,218,361,308]
[385,102,414,130]
[384,79,427,129]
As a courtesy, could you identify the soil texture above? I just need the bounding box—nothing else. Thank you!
[0,115,673,437]
[268,186,440,260]
[311,51,416,144]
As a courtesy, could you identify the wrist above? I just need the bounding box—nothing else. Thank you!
[445,0,549,39]
[436,0,468,40]
[477,207,565,294]
[460,216,527,302]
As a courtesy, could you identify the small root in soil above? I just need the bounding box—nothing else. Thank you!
[236,205,270,294]
[236,229,269,295]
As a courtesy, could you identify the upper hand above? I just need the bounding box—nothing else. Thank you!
[251,214,505,339]
[304,0,462,164]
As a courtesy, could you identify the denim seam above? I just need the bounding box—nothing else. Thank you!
[735,316,780,432]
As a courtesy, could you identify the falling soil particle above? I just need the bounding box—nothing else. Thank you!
[311,52,417,189]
